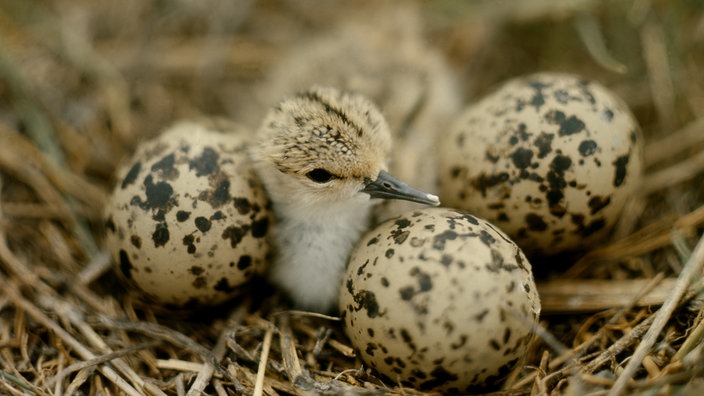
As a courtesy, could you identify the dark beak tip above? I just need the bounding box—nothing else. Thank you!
[363,170,442,207]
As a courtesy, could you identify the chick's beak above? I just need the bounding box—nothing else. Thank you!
[361,170,440,206]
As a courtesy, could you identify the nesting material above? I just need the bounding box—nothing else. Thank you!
[0,1,703,395]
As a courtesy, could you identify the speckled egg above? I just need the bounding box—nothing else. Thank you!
[104,120,272,307]
[340,208,540,393]
[438,73,643,255]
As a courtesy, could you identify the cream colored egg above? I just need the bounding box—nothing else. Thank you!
[438,73,643,255]
[340,208,540,393]
[104,120,271,307]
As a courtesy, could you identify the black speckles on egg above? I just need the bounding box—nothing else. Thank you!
[526,80,549,111]
[471,172,510,198]
[152,223,169,247]
[209,179,231,208]
[151,153,178,179]
[397,267,433,301]
[613,153,630,187]
[183,234,196,254]
[588,195,611,215]
[432,230,458,250]
[399,286,414,300]
[233,197,251,214]
[192,276,207,289]
[121,162,142,189]
[390,228,410,245]
[356,259,370,276]
[478,230,496,246]
[189,266,205,275]
[214,277,236,293]
[420,366,460,391]
[352,289,380,318]
[365,342,378,357]
[579,139,598,156]
[143,175,175,210]
[210,211,225,221]
[550,154,573,174]
[222,224,250,248]
[510,147,533,169]
[395,218,412,229]
[189,146,219,177]
[176,210,191,222]
[488,202,504,210]
[484,151,500,164]
[544,154,572,217]
[463,214,480,226]
[195,216,212,233]
[236,255,252,270]
[450,334,467,350]
[571,214,606,237]
[440,254,453,266]
[514,123,531,143]
[400,328,417,352]
[533,132,554,159]
[130,235,142,248]
[560,115,585,136]
[152,209,166,222]
[251,217,269,238]
[525,213,547,231]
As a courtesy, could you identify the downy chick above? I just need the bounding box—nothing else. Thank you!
[249,86,439,313]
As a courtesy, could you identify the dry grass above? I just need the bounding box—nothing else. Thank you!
[0,0,703,395]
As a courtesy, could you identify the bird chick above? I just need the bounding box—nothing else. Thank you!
[249,86,439,313]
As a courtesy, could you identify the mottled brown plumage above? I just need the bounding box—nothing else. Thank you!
[249,86,439,313]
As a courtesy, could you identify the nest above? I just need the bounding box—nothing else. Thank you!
[1,0,703,395]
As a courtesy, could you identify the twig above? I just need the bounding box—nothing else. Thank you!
[575,13,627,74]
[607,233,704,395]
[538,277,673,313]
[253,324,274,396]
[641,148,704,195]
[0,370,36,394]
[671,311,704,362]
[278,314,304,382]
[291,321,356,358]
[50,341,159,394]
[77,250,112,285]
[644,117,704,167]
[187,306,247,396]
[276,310,341,321]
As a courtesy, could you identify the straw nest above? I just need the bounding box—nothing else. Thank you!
[1,1,703,395]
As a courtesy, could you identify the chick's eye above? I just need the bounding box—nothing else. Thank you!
[306,168,335,183]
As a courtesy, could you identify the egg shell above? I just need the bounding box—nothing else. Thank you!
[438,72,643,255]
[340,208,540,393]
[104,120,272,307]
